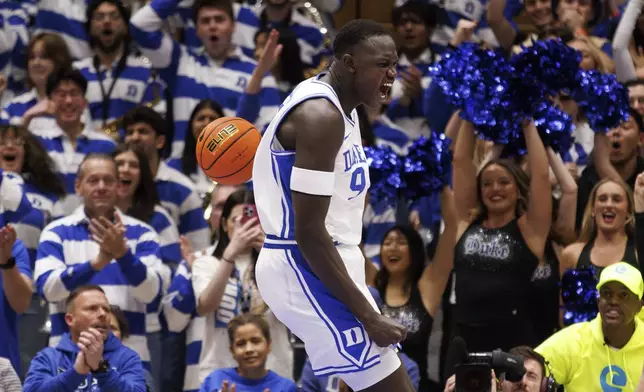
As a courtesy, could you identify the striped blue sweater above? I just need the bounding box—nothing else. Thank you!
[34,0,92,60]
[0,1,29,107]
[5,174,59,268]
[34,207,164,366]
[74,54,167,134]
[0,169,34,227]
[233,3,327,69]
[162,256,204,392]
[146,204,180,334]
[1,89,58,132]
[130,0,281,158]
[155,161,210,252]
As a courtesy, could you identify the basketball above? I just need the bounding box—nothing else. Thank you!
[196,117,261,185]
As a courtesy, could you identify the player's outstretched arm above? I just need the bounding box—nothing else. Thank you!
[288,99,406,348]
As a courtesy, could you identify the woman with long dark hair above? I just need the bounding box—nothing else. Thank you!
[451,119,552,352]
[0,123,66,377]
[0,124,65,263]
[191,189,292,382]
[1,33,72,131]
[112,143,180,387]
[371,186,457,391]
[167,99,224,198]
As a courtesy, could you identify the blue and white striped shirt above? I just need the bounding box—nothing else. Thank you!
[74,54,167,133]
[0,1,29,107]
[5,174,58,267]
[233,3,327,69]
[34,0,91,60]
[146,204,179,334]
[0,169,34,227]
[34,207,164,365]
[1,89,58,132]
[32,124,117,216]
[387,49,434,140]
[163,253,205,392]
[130,0,281,158]
[155,161,210,252]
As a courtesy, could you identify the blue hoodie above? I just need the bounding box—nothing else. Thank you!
[200,368,297,392]
[23,332,147,392]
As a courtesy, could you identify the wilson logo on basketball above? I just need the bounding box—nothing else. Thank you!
[206,123,239,152]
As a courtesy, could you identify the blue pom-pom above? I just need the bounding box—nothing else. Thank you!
[430,44,512,127]
[510,39,581,100]
[561,267,599,325]
[364,145,403,207]
[534,102,575,154]
[572,70,630,132]
[401,132,452,200]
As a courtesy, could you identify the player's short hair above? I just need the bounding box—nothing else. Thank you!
[227,313,271,346]
[332,19,394,58]
[66,285,106,311]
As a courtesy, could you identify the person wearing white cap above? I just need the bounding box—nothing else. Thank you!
[536,262,644,392]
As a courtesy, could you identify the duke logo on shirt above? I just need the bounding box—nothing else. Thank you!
[600,365,627,392]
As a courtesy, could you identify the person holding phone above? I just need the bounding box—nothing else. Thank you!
[191,190,294,383]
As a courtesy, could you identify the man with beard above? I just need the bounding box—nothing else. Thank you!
[575,108,644,231]
[34,154,165,373]
[74,0,166,137]
[130,0,281,159]
[23,285,147,392]
[536,262,644,392]
[233,0,327,70]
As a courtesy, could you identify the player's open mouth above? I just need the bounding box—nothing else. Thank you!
[379,81,393,100]
[2,153,16,162]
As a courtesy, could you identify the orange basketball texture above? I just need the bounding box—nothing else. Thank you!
[196,117,261,185]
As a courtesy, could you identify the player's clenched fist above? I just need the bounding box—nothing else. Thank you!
[362,312,407,347]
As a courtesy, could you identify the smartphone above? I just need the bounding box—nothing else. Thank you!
[240,204,258,225]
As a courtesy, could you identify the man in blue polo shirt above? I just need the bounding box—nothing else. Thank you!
[0,224,34,374]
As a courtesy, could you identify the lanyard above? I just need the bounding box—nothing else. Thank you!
[92,54,128,127]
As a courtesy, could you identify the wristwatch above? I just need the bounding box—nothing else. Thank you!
[93,359,110,373]
[0,257,16,270]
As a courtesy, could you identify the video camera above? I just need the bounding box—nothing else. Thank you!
[447,337,526,392]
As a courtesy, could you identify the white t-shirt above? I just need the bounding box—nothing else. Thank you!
[192,252,294,382]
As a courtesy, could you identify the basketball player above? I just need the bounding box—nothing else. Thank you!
[252,20,414,391]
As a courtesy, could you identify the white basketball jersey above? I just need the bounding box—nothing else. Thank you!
[252,75,369,246]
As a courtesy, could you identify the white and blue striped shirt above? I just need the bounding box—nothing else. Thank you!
[32,124,117,216]
[146,205,179,334]
[34,0,91,60]
[0,169,34,227]
[387,49,434,140]
[163,254,205,392]
[74,54,167,133]
[5,174,59,267]
[1,89,58,132]
[34,207,164,365]
[155,161,210,252]
[130,0,281,158]
[233,3,327,69]
[0,1,29,107]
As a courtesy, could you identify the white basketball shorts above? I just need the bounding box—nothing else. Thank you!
[256,237,401,390]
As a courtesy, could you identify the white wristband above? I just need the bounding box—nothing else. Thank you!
[290,167,335,196]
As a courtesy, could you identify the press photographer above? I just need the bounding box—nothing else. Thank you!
[536,262,644,392]
[443,338,551,392]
